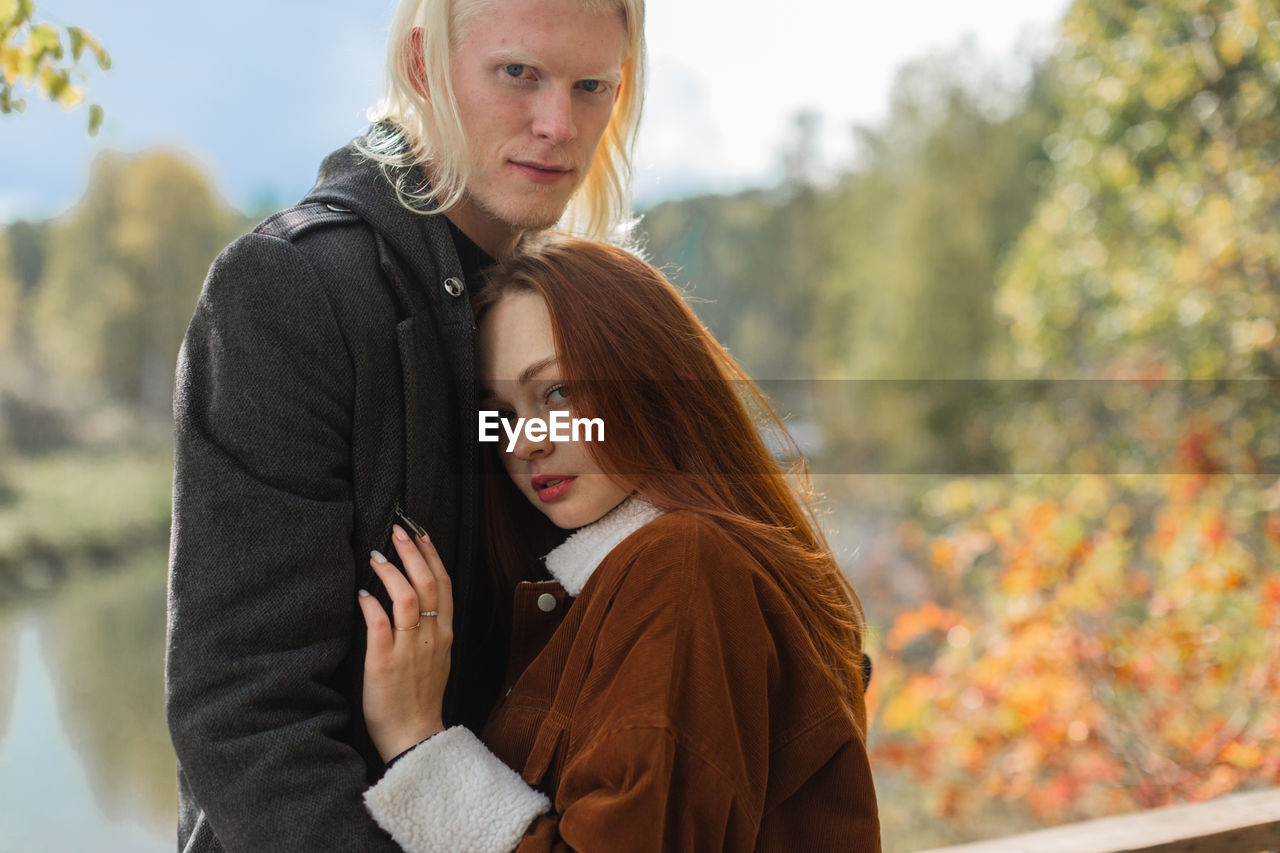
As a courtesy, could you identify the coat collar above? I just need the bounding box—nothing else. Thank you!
[544,498,665,596]
[302,126,465,304]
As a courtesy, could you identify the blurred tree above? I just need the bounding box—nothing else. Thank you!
[4,219,46,295]
[0,0,109,133]
[641,112,845,383]
[32,150,240,416]
[875,0,1280,829]
[813,45,1057,476]
[641,189,819,378]
[0,233,17,362]
[0,233,16,475]
[641,49,1059,474]
[820,45,1053,381]
[0,230,19,468]
[0,220,47,386]
[997,0,1280,379]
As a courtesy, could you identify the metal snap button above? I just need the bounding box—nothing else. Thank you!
[443,276,465,297]
[536,593,557,613]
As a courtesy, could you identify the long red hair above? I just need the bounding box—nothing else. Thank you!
[475,236,868,717]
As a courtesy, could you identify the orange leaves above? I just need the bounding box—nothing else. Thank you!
[871,472,1280,825]
[878,674,942,734]
[884,601,964,652]
[1263,514,1280,546]
[1219,741,1263,770]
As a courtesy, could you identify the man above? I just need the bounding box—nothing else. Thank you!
[165,0,645,849]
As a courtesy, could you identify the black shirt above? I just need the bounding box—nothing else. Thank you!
[447,220,496,289]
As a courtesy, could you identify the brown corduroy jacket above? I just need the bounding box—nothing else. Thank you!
[365,500,881,852]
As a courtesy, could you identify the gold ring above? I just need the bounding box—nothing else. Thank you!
[395,621,421,631]
[420,611,439,617]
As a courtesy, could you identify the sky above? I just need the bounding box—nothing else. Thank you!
[0,0,1073,222]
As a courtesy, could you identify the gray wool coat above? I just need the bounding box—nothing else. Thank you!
[166,135,506,852]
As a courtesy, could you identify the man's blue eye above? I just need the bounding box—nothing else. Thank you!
[504,64,526,77]
[580,80,601,93]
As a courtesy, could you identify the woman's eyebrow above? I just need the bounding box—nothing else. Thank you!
[518,356,557,386]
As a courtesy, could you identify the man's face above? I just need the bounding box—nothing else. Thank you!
[447,0,627,254]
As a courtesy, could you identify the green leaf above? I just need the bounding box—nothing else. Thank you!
[88,38,110,71]
[43,66,67,98]
[88,102,103,135]
[68,26,85,61]
[14,0,31,26]
[30,22,61,56]
[0,0,17,26]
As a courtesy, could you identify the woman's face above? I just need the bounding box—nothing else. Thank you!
[478,290,631,529]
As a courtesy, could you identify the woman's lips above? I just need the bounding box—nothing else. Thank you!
[510,161,573,184]
[532,475,577,502]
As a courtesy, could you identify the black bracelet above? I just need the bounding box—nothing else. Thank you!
[384,732,438,770]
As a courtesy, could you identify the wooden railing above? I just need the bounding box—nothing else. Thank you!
[919,787,1280,853]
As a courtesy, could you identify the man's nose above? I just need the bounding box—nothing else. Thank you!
[531,87,577,146]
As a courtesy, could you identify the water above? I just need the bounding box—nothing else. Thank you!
[0,555,173,853]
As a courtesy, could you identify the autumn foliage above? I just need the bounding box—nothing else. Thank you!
[0,0,109,132]
[871,0,1280,829]
[874,472,1280,822]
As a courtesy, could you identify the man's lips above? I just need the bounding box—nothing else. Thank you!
[532,475,577,502]
[510,160,574,183]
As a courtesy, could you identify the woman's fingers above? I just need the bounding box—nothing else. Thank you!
[369,525,453,645]
[369,549,421,632]
[357,589,392,655]
[390,524,439,617]
[413,532,454,632]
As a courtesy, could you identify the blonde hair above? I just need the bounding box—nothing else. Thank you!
[361,0,646,243]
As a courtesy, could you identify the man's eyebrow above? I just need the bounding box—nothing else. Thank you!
[490,49,538,66]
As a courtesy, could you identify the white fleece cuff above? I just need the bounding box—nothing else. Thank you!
[364,726,551,853]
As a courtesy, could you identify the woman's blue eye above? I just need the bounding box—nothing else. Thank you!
[579,79,601,93]
[504,64,526,77]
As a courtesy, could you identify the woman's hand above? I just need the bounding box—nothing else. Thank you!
[357,524,454,763]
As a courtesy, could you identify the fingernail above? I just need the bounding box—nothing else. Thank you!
[393,524,409,542]
[358,589,371,598]
[371,550,388,563]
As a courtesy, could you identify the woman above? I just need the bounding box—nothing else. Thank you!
[356,237,880,851]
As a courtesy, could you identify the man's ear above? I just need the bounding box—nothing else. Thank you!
[405,27,429,98]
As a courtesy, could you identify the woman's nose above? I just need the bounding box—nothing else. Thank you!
[511,424,553,460]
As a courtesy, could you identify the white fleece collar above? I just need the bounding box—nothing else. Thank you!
[544,497,665,596]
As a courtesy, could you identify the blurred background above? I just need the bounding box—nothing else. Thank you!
[2,1,1278,850]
